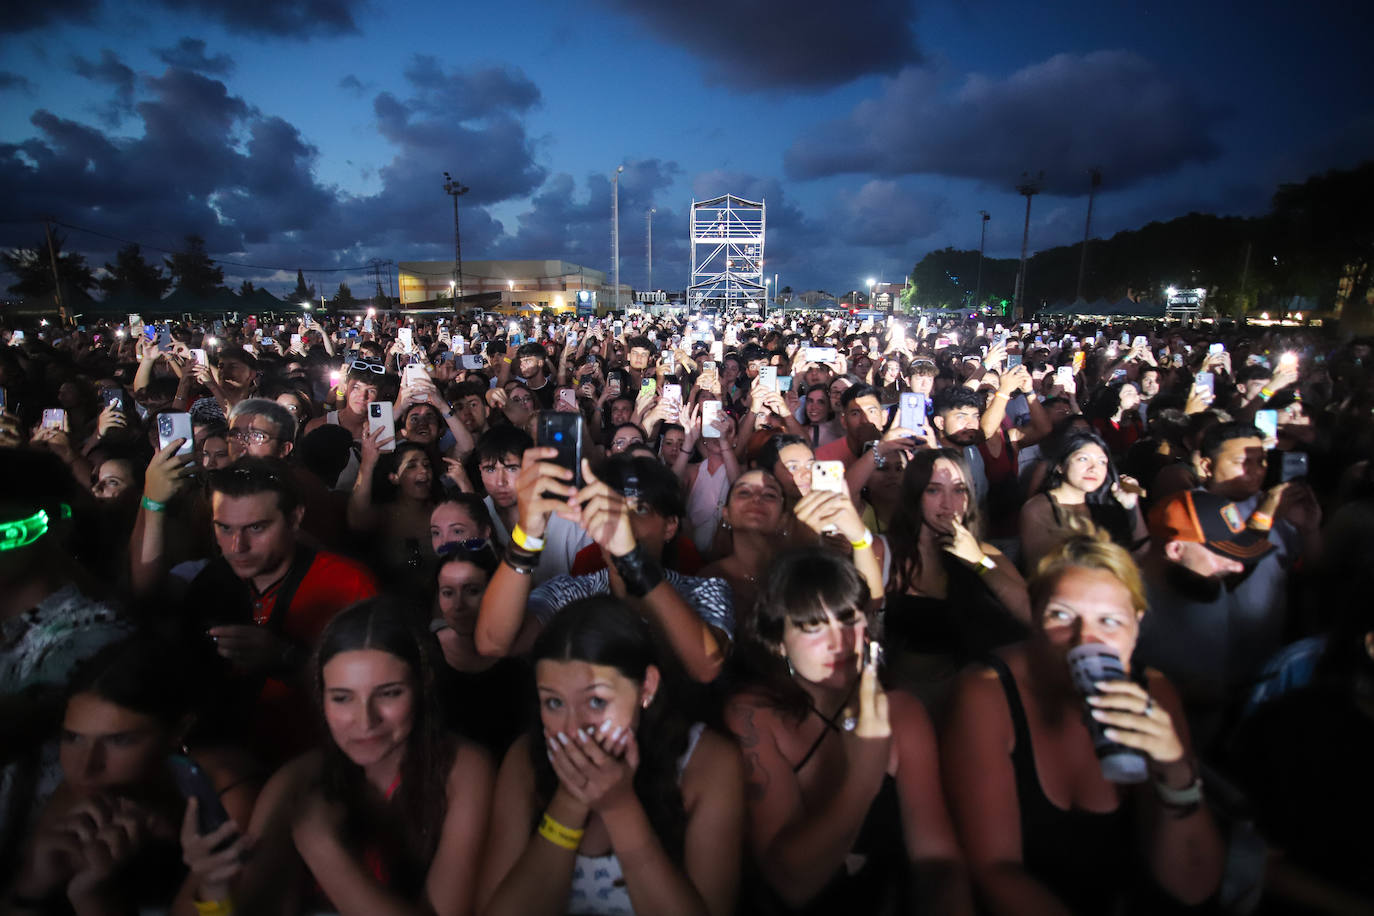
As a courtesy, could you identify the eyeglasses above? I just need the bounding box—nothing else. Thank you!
[230,429,280,445]
[349,360,386,375]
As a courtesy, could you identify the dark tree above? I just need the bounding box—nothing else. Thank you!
[1,233,96,301]
[239,280,257,297]
[98,244,171,300]
[165,235,225,297]
[331,282,357,307]
[290,269,317,305]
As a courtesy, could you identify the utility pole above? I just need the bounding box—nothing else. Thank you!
[1076,168,1102,302]
[646,208,655,292]
[1238,241,1252,320]
[43,218,66,324]
[442,172,469,313]
[1013,172,1043,321]
[612,165,624,311]
[975,211,990,312]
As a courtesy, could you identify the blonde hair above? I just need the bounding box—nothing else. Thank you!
[1027,519,1148,617]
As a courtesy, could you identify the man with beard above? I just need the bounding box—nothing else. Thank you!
[814,383,889,468]
[1135,422,1322,751]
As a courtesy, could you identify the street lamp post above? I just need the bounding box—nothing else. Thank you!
[867,276,876,310]
[1076,168,1102,302]
[975,210,990,311]
[646,208,655,293]
[612,165,624,312]
[442,172,470,312]
[1013,171,1043,321]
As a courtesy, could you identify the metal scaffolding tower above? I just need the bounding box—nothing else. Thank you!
[689,195,766,310]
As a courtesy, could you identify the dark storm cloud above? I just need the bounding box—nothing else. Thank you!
[71,49,136,125]
[785,51,1223,193]
[338,74,366,94]
[1,54,553,283]
[492,159,683,271]
[155,38,234,75]
[597,0,919,89]
[0,0,98,34]
[155,0,364,37]
[835,181,948,247]
[1,0,361,38]
[0,72,36,94]
[401,57,541,119]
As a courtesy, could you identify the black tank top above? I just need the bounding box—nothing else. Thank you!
[744,709,907,914]
[985,654,1133,915]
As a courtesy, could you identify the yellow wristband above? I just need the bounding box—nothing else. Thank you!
[538,812,585,851]
[1260,387,1275,401]
[511,524,546,552]
[1249,510,1274,532]
[192,900,234,916]
[849,529,874,550]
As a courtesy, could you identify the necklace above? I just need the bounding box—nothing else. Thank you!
[808,679,861,733]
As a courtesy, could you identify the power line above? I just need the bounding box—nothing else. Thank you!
[13,217,380,274]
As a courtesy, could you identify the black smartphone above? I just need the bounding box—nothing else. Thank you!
[100,385,126,414]
[537,411,583,488]
[168,754,231,836]
[1280,451,1309,483]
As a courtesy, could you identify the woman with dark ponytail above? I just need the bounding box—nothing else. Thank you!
[481,597,744,915]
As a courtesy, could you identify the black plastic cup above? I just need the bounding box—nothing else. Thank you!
[1066,644,1148,784]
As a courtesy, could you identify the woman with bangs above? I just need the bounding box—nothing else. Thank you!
[881,449,1030,695]
[480,597,744,915]
[724,548,972,915]
[941,529,1223,915]
[1018,429,1148,570]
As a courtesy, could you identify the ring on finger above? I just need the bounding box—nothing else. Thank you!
[1144,697,1156,716]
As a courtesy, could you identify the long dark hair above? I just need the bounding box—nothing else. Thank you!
[315,598,453,894]
[887,448,982,596]
[735,548,873,722]
[1041,429,1120,505]
[526,597,689,859]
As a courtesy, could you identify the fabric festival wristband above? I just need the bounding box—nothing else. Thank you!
[192,899,234,916]
[1249,511,1274,532]
[850,529,874,551]
[141,495,167,513]
[1260,387,1275,401]
[511,524,546,552]
[538,812,584,850]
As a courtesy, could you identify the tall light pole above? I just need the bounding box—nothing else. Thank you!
[774,271,780,309]
[442,172,469,310]
[646,208,655,292]
[975,210,990,312]
[1013,171,1043,321]
[867,276,876,310]
[612,165,624,311]
[1076,168,1102,302]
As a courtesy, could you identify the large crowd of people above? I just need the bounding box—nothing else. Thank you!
[1,305,1370,914]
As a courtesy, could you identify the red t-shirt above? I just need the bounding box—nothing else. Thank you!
[252,551,379,764]
[814,436,860,468]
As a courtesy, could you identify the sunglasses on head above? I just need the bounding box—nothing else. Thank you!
[350,360,385,375]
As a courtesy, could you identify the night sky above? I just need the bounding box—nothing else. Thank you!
[1,0,1370,299]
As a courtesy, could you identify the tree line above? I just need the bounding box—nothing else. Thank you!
[905,160,1373,322]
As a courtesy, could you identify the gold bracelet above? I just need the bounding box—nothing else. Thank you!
[538,812,585,850]
[192,899,234,916]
